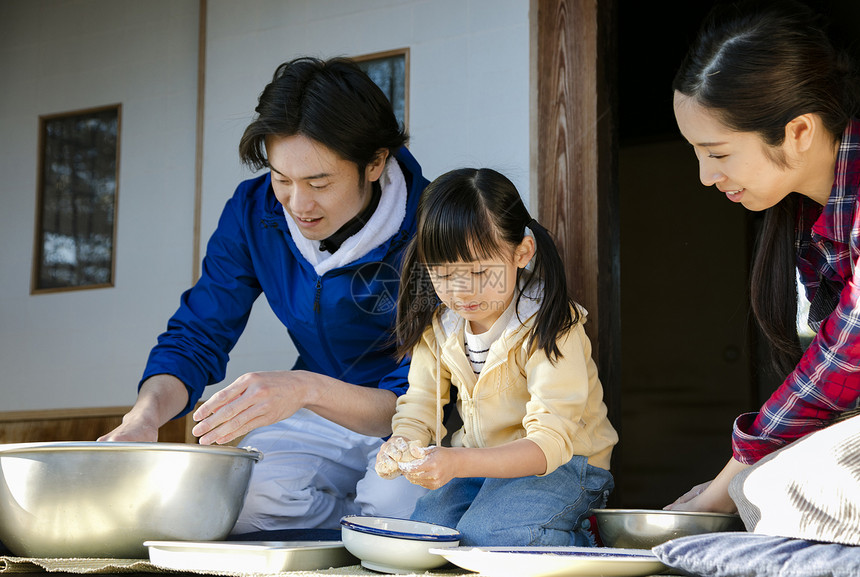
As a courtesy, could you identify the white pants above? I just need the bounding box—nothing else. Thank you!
[230,409,427,534]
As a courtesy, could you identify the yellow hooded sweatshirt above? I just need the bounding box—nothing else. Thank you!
[391,290,618,475]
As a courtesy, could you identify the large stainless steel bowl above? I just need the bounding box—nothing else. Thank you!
[0,441,262,558]
[592,508,744,549]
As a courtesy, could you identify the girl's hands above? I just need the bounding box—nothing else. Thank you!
[375,436,456,489]
[376,436,408,479]
[400,446,455,490]
[377,438,547,490]
[375,436,431,480]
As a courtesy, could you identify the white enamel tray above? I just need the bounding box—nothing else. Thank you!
[144,540,357,573]
[429,546,667,577]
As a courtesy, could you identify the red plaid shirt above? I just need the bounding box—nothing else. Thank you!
[733,119,860,464]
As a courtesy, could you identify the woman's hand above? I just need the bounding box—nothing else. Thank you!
[665,457,749,513]
[191,370,310,445]
[665,480,715,511]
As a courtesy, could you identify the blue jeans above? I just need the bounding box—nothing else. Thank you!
[410,455,614,546]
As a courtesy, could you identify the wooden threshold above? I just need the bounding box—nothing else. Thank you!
[0,406,191,444]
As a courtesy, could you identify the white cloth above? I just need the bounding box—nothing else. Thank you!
[232,409,427,534]
[284,156,408,276]
[729,413,860,545]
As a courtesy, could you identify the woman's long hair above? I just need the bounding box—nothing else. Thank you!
[673,0,860,376]
[395,168,578,362]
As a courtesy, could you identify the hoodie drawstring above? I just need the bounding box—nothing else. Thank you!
[435,341,442,446]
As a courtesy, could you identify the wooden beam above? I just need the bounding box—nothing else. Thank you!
[192,0,207,284]
[535,0,621,496]
[0,407,189,444]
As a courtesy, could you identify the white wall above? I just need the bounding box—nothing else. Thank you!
[0,0,200,411]
[0,0,531,411]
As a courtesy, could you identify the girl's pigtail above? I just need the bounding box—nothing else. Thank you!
[522,219,577,362]
[395,238,439,360]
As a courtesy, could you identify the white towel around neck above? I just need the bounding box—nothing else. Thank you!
[283,156,408,276]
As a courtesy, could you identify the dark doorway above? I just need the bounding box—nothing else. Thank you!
[614,0,860,508]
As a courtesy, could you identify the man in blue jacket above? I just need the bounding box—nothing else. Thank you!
[100,57,429,533]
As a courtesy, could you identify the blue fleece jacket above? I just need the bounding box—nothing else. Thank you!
[141,147,427,416]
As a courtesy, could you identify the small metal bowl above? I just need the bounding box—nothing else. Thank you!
[0,441,262,558]
[592,508,744,549]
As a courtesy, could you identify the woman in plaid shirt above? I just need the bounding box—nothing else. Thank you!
[669,0,860,513]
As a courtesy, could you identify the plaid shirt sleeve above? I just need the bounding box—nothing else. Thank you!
[733,120,860,464]
[733,249,860,465]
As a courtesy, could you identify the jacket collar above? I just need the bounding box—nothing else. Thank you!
[284,153,408,276]
[263,146,425,274]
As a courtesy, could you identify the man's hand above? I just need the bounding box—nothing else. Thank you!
[97,374,189,442]
[192,370,310,445]
[191,369,399,445]
[97,414,159,442]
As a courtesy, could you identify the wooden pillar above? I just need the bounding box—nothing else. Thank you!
[192,0,207,285]
[535,0,621,489]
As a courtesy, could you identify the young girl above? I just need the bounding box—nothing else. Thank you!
[668,0,860,516]
[374,168,618,547]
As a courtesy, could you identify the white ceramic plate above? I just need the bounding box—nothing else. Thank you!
[145,540,357,573]
[429,546,667,577]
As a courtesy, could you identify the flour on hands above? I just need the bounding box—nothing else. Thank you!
[375,437,429,479]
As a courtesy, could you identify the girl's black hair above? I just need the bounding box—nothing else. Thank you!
[395,168,579,362]
[674,0,860,376]
[239,56,408,177]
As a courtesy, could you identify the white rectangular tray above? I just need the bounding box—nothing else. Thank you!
[144,540,357,573]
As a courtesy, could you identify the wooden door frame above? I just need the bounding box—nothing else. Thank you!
[534,0,621,491]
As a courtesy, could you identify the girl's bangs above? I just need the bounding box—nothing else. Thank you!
[417,203,503,265]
